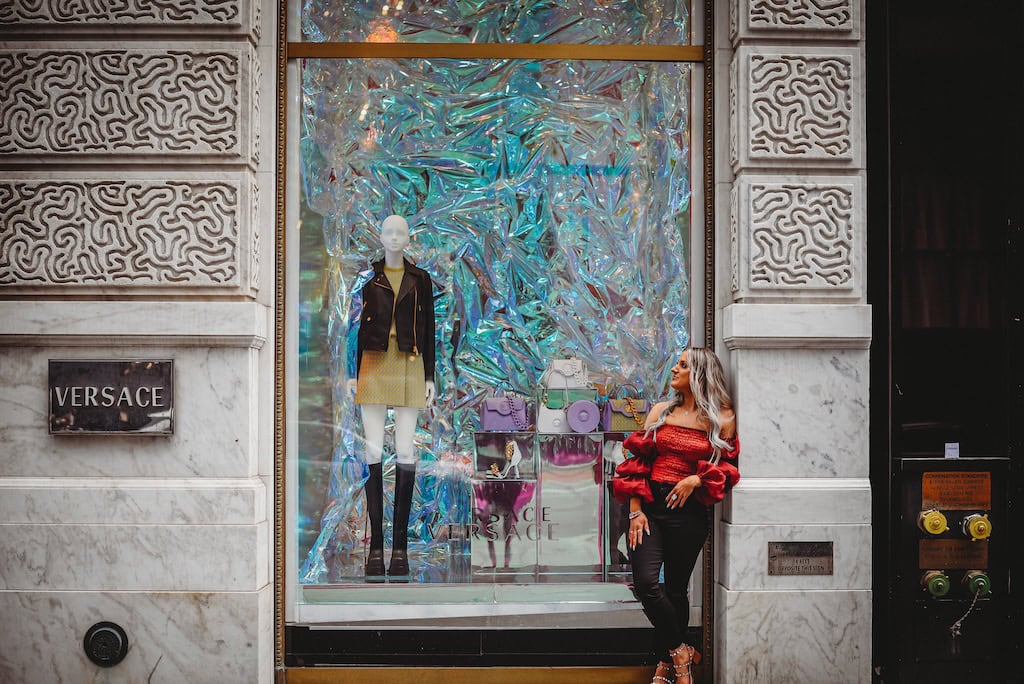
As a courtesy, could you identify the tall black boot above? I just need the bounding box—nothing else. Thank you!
[364,463,386,580]
[388,463,417,579]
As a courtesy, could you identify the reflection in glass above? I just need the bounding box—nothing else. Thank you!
[296,56,691,591]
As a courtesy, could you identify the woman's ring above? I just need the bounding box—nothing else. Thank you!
[671,494,678,500]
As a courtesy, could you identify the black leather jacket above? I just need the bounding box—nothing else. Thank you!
[356,258,436,381]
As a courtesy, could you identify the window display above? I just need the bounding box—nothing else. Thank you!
[287,1,700,625]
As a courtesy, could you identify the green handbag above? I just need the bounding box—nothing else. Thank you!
[542,387,598,409]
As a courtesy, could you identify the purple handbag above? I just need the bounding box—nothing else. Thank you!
[480,395,530,431]
[566,399,599,433]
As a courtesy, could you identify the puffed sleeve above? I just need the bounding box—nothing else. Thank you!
[692,436,741,505]
[719,436,741,490]
[622,430,657,461]
[612,454,653,503]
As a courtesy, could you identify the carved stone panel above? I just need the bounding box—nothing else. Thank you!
[0,179,255,291]
[0,46,257,164]
[732,47,863,170]
[731,175,863,301]
[0,0,258,37]
[731,0,859,43]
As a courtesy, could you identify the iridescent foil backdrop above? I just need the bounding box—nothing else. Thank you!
[297,36,693,584]
[302,0,690,45]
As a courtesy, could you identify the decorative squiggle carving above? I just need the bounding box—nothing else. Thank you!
[250,182,260,291]
[0,50,240,156]
[251,49,262,166]
[0,181,240,286]
[0,0,240,25]
[252,0,262,39]
[749,0,852,31]
[749,183,853,288]
[730,55,739,169]
[730,185,739,292]
[749,55,852,159]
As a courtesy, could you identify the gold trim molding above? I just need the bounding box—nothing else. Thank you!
[283,666,655,684]
[288,42,703,62]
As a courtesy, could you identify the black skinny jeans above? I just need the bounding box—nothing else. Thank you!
[628,481,710,662]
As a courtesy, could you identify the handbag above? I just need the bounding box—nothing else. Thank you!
[480,395,530,432]
[542,358,590,389]
[537,405,569,433]
[566,399,600,433]
[542,386,598,409]
[601,390,649,432]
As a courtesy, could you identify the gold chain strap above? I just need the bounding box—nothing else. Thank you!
[624,397,645,426]
[505,395,528,430]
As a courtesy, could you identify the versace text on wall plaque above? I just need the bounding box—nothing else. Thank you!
[49,360,174,435]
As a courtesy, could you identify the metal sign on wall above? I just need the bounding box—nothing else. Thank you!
[767,541,834,576]
[49,360,174,435]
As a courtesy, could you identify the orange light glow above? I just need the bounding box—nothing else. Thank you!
[366,19,398,43]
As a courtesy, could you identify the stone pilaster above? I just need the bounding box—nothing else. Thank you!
[716,1,870,682]
[0,2,274,682]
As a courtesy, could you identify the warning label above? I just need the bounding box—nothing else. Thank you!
[921,471,990,510]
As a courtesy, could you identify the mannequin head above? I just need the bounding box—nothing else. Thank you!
[380,215,410,263]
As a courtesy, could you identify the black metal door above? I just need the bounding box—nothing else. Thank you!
[868,2,1024,682]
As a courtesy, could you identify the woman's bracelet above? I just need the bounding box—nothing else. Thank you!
[628,510,642,520]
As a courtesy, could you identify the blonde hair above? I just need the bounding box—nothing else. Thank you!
[645,347,734,464]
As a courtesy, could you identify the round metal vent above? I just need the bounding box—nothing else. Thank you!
[83,621,128,668]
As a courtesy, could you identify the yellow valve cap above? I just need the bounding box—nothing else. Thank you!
[922,570,950,597]
[918,510,948,535]
[963,514,992,541]
[964,571,991,596]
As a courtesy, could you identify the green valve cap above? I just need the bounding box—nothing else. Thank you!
[964,571,991,596]
[923,570,950,597]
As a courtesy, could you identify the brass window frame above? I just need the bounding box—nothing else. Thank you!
[274,0,716,675]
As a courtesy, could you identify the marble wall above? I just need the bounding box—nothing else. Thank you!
[716,0,870,682]
[0,1,275,681]
[0,0,871,680]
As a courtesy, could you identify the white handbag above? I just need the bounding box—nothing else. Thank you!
[543,358,589,389]
[537,405,570,433]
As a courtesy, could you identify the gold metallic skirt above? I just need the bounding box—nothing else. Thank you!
[355,335,426,408]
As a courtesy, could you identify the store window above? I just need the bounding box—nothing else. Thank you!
[283,0,707,631]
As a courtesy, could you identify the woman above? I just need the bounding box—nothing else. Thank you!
[613,347,740,683]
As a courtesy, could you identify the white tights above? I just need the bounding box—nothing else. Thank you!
[360,404,419,465]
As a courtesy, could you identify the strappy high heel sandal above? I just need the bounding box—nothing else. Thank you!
[668,643,701,684]
[651,660,675,683]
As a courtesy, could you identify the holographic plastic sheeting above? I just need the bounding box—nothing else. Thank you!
[301,0,691,45]
[297,56,692,586]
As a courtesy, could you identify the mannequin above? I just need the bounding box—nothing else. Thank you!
[347,214,436,580]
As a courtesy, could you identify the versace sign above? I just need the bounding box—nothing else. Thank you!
[49,360,174,434]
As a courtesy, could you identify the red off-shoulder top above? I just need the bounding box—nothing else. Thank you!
[612,425,740,506]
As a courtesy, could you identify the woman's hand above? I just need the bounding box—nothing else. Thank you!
[628,511,649,550]
[665,475,702,509]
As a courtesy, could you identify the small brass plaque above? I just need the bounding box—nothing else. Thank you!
[918,539,988,569]
[768,541,834,576]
